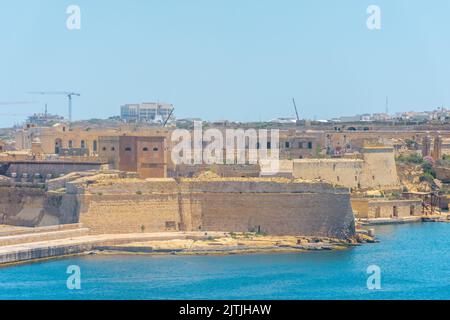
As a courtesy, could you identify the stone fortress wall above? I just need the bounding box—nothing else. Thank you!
[0,186,78,227]
[292,146,400,189]
[71,176,355,239]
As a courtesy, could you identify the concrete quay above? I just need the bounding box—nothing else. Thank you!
[357,214,450,226]
[0,231,228,265]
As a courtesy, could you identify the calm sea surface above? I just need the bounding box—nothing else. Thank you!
[1,223,450,300]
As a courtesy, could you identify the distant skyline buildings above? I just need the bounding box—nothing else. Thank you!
[120,103,173,123]
[1,1,450,128]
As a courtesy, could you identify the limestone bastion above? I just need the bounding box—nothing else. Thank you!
[1,171,356,239]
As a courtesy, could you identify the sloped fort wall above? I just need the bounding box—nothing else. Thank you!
[75,178,355,239]
[0,186,78,227]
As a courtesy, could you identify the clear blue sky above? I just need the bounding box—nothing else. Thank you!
[1,0,450,127]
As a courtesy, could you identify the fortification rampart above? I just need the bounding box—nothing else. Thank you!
[77,177,355,239]
[292,146,400,190]
[0,187,79,227]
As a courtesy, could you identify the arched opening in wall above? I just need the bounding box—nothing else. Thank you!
[68,140,73,148]
[143,147,149,152]
[410,205,415,216]
[153,147,159,152]
[55,138,62,154]
[81,140,86,149]
[93,140,97,152]
[337,176,340,182]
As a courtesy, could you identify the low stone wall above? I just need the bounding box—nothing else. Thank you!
[173,164,261,178]
[3,161,105,181]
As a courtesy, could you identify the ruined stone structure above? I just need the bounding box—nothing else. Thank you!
[351,198,423,219]
[292,145,399,190]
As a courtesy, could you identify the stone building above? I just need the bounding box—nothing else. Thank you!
[99,135,167,178]
[278,129,324,159]
[351,198,423,219]
[15,124,172,157]
[121,103,173,123]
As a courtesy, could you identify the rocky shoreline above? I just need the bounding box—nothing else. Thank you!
[0,227,376,266]
[90,232,377,256]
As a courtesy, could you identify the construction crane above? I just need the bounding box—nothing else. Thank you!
[292,98,301,126]
[0,101,39,117]
[28,91,80,122]
[163,107,175,127]
[0,101,39,107]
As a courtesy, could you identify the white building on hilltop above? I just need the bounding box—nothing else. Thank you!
[120,103,174,123]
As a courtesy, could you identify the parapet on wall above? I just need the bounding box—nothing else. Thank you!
[75,178,356,239]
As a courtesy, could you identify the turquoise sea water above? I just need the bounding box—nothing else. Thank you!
[1,223,450,300]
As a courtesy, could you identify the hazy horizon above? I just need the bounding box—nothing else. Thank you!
[1,0,450,127]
